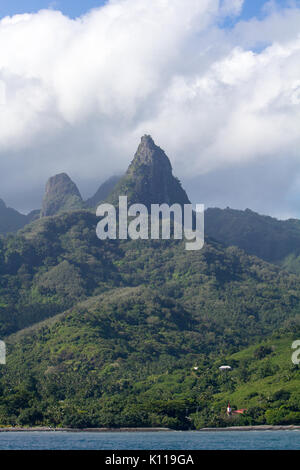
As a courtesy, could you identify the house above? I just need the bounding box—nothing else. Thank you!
[219,365,232,371]
[233,409,247,415]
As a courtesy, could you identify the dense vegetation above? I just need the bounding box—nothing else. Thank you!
[1,210,300,338]
[0,136,300,429]
[0,288,299,429]
[0,210,299,428]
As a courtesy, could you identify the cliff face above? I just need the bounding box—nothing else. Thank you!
[108,135,191,208]
[41,173,84,217]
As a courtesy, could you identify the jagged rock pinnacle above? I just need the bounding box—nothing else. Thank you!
[41,173,84,217]
[108,135,190,207]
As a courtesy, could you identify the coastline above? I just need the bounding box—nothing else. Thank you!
[199,425,300,432]
[0,427,172,433]
[0,425,299,432]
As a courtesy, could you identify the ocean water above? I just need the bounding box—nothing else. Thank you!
[0,431,298,450]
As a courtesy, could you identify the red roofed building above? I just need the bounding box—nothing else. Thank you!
[232,409,247,415]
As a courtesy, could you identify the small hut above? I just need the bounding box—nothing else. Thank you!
[219,365,232,371]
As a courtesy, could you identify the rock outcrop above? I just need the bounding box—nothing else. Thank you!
[41,173,84,217]
[108,135,190,208]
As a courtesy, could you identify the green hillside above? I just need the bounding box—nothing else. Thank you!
[0,136,299,430]
[1,209,300,340]
[208,334,300,427]
[0,208,299,428]
[0,291,299,429]
[205,207,300,273]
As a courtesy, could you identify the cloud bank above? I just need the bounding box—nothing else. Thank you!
[0,0,300,217]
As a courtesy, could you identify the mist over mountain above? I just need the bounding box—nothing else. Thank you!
[1,134,192,233]
[85,175,121,209]
[2,136,300,276]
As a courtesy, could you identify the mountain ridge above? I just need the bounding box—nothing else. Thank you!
[85,175,121,209]
[205,207,300,272]
[2,136,300,277]
[0,198,39,236]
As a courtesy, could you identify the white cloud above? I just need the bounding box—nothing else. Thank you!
[0,0,300,216]
[233,4,300,46]
[133,37,300,178]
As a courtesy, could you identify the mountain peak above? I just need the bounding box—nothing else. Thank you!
[140,134,155,148]
[128,135,172,174]
[46,173,75,186]
[41,173,84,217]
[108,136,190,207]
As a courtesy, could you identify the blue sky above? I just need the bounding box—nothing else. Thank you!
[0,0,107,19]
[239,0,295,20]
[0,0,296,21]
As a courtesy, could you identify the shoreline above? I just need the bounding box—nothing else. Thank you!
[0,425,299,433]
[199,425,300,432]
[0,427,171,433]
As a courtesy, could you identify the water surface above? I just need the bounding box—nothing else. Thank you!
[0,431,299,450]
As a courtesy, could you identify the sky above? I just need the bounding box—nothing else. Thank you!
[0,1,294,21]
[0,1,107,19]
[0,0,300,218]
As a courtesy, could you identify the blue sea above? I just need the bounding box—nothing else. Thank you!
[0,431,298,450]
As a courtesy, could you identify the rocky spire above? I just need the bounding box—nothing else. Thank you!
[108,135,190,208]
[41,173,84,217]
